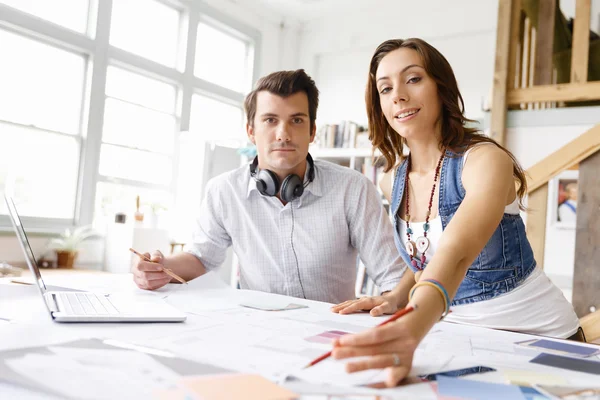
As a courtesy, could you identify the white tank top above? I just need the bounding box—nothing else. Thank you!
[396,145,579,338]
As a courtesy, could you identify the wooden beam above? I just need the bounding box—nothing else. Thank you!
[508,0,523,90]
[573,150,600,317]
[571,0,591,83]
[526,184,548,269]
[490,0,514,145]
[507,81,600,104]
[526,124,600,193]
[534,0,556,86]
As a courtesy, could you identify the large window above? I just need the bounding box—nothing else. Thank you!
[0,1,259,233]
[0,29,86,219]
[0,0,90,33]
[110,0,181,67]
[195,22,253,93]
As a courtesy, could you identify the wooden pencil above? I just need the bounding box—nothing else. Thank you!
[129,247,188,285]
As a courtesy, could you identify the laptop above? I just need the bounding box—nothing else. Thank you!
[5,195,186,323]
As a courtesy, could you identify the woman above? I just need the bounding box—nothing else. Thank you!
[330,38,580,387]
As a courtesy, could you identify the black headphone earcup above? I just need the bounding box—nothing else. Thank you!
[256,169,280,197]
[280,174,303,203]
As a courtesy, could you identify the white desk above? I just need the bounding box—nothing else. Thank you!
[1,270,599,399]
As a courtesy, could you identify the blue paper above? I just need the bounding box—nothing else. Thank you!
[437,376,526,400]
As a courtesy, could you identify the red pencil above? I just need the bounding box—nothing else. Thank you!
[303,305,416,369]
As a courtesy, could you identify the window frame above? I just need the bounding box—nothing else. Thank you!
[0,0,260,233]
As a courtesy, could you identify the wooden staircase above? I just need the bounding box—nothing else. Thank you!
[524,124,600,321]
[491,0,599,145]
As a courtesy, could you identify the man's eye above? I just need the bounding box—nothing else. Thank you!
[265,118,275,123]
[293,118,303,124]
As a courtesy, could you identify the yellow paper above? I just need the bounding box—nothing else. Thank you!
[181,373,297,400]
[503,368,568,387]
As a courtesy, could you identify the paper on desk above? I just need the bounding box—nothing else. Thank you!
[5,348,180,400]
[157,271,231,294]
[0,382,64,400]
[289,357,387,387]
[239,301,308,311]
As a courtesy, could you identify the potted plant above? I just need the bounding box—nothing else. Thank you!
[46,225,99,268]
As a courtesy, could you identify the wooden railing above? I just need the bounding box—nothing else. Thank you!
[491,0,599,145]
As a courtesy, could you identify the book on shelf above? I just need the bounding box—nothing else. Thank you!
[315,121,370,149]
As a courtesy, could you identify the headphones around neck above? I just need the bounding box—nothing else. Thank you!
[249,154,315,203]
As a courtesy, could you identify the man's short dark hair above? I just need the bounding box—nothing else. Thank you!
[244,69,319,132]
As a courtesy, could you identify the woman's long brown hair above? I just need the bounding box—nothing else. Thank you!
[366,38,528,208]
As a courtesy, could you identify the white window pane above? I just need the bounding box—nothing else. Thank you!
[190,94,244,145]
[0,123,79,219]
[0,0,89,33]
[103,98,175,154]
[106,66,176,113]
[99,144,172,185]
[0,30,85,135]
[110,0,180,67]
[195,23,251,93]
[94,181,171,231]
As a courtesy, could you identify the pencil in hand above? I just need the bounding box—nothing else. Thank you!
[303,304,416,369]
[129,247,188,285]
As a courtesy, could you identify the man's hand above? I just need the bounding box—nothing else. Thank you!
[131,250,172,290]
[331,292,400,316]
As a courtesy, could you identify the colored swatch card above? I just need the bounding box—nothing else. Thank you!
[502,368,567,387]
[519,386,551,400]
[239,301,308,311]
[305,330,349,344]
[530,353,600,375]
[180,373,297,400]
[437,376,526,400]
[516,338,600,358]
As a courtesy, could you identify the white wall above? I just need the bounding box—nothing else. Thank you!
[297,0,499,124]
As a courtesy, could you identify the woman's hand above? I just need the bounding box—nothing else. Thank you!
[331,318,420,387]
[331,292,400,316]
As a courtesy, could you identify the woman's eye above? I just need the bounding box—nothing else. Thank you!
[407,77,421,84]
[379,87,391,94]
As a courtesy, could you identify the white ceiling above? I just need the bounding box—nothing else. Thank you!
[246,0,374,24]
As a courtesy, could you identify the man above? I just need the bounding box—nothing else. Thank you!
[558,182,577,225]
[132,69,408,305]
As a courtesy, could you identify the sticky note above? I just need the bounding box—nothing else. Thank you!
[180,373,297,400]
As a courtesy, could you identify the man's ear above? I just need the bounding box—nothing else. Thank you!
[309,124,316,143]
[246,123,255,144]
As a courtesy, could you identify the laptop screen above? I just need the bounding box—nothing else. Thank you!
[4,195,48,293]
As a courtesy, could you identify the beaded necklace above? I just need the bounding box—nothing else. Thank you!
[404,150,445,270]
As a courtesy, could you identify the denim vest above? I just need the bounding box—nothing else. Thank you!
[390,150,536,306]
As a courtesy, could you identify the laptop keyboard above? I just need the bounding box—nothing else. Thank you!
[59,293,120,316]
